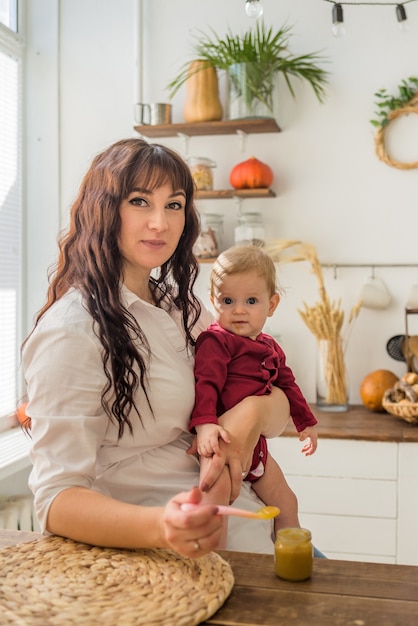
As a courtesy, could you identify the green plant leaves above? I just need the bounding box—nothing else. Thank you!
[370,77,418,128]
[229,62,276,112]
[167,21,329,104]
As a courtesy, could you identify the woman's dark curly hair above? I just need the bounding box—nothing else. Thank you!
[27,138,201,437]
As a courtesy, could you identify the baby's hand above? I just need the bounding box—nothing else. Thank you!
[195,423,231,457]
[299,425,318,456]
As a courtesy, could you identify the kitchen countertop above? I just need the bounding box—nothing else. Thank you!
[282,405,418,443]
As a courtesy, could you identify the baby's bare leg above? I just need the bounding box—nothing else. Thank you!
[251,454,300,538]
[199,457,231,549]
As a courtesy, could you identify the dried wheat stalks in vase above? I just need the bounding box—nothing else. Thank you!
[266,240,362,406]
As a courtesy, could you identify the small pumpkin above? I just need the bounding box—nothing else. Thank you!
[359,369,399,412]
[16,402,31,428]
[229,157,274,190]
[183,60,223,123]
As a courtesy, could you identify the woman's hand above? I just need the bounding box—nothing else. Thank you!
[47,486,222,555]
[161,486,223,557]
[198,388,290,502]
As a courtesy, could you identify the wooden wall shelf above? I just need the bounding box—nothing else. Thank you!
[134,118,281,138]
[196,188,275,200]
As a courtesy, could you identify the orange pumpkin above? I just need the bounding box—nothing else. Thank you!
[229,157,273,190]
[16,402,31,428]
[359,370,399,412]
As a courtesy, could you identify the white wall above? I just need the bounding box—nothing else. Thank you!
[25,0,418,404]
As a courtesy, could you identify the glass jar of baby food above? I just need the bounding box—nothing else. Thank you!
[274,528,313,581]
[193,213,223,259]
[234,212,265,247]
[188,157,217,191]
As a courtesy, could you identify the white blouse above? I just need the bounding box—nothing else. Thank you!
[23,285,273,552]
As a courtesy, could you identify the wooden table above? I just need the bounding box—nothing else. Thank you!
[208,551,418,626]
[1,530,417,626]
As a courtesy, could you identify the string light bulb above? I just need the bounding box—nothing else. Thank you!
[324,1,416,34]
[331,3,346,37]
[245,0,264,18]
[396,4,408,31]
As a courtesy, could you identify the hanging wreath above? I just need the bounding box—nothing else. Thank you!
[370,76,418,170]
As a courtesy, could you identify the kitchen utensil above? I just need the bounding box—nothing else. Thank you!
[135,102,172,125]
[406,285,418,309]
[404,309,418,373]
[408,336,418,357]
[386,335,406,361]
[386,334,418,371]
[181,503,280,519]
[359,275,391,310]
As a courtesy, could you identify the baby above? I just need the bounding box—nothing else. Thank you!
[190,245,318,546]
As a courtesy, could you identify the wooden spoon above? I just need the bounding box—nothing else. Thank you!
[181,503,280,519]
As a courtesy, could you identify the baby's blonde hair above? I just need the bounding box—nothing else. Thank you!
[210,245,279,298]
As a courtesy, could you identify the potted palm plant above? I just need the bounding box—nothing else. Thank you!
[168,21,329,121]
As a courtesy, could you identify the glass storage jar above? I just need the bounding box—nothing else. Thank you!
[193,213,223,259]
[187,157,217,191]
[234,212,265,247]
[274,528,313,581]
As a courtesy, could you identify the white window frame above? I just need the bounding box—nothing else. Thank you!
[0,1,25,433]
[0,0,18,32]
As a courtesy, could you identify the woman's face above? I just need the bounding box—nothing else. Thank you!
[118,181,186,282]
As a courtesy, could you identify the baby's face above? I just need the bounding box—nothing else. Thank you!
[211,271,279,340]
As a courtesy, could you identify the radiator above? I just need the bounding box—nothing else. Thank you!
[0,496,40,532]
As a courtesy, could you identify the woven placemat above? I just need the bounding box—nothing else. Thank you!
[0,536,234,626]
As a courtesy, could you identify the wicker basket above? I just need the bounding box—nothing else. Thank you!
[382,399,418,425]
[0,536,235,626]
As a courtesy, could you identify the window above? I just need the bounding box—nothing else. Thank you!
[0,0,18,32]
[0,0,23,432]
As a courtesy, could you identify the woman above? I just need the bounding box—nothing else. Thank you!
[22,138,290,557]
